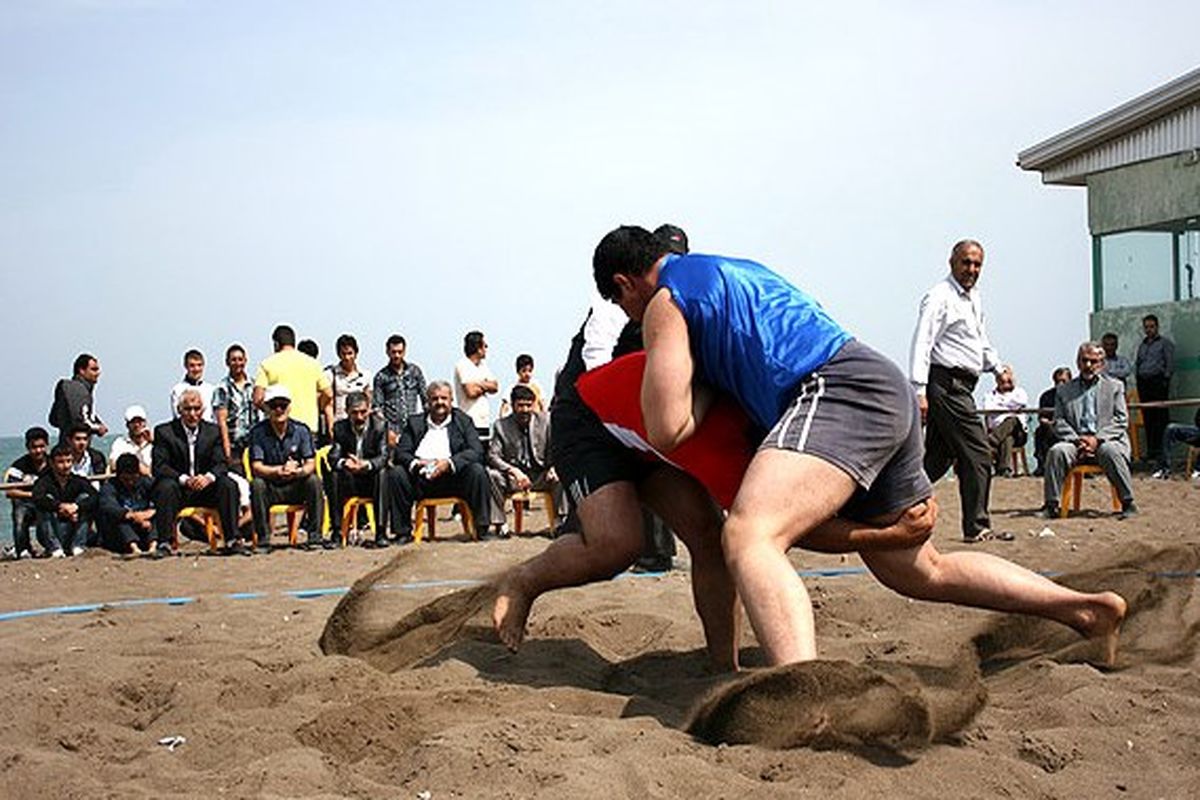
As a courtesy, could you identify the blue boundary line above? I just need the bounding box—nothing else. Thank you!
[1,568,1196,624]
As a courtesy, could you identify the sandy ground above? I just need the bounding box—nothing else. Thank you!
[1,474,1198,799]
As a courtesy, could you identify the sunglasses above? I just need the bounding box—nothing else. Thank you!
[267,400,291,410]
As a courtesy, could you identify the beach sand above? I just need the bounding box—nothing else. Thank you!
[1,475,1197,799]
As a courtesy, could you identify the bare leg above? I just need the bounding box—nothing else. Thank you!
[493,480,644,651]
[861,542,1127,664]
[722,449,857,666]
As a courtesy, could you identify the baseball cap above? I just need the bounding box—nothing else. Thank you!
[124,405,147,422]
[263,385,292,404]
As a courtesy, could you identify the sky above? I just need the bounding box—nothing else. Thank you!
[1,0,1197,435]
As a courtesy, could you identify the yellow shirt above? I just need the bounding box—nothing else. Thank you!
[253,348,331,431]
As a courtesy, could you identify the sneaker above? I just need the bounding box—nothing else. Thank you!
[1151,468,1170,480]
[1038,503,1060,520]
[18,549,32,560]
[50,548,66,559]
[1117,501,1139,520]
[71,545,86,556]
[1191,470,1200,481]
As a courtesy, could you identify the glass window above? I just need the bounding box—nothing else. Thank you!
[1177,225,1200,303]
[1097,230,1174,309]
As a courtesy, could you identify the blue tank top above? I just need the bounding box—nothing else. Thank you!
[657,253,851,429]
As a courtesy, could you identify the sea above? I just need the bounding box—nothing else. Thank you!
[1,433,115,548]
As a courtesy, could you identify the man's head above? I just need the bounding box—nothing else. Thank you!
[67,423,91,458]
[298,339,319,359]
[1100,332,1119,357]
[653,223,689,255]
[994,366,1015,393]
[24,427,49,460]
[263,385,292,424]
[272,324,296,352]
[386,334,407,369]
[345,391,370,429]
[73,353,100,383]
[1052,367,1072,385]
[115,453,141,488]
[949,239,985,292]
[124,405,148,439]
[226,344,247,377]
[183,349,205,381]
[593,225,669,321]
[336,334,359,368]
[177,388,204,429]
[515,353,534,383]
[1076,342,1105,381]
[50,444,73,477]
[1142,314,1159,339]
[425,381,453,424]
[463,331,487,360]
[510,384,536,427]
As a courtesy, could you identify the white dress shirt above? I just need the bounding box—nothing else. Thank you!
[910,274,1000,393]
[980,386,1029,431]
[414,415,453,462]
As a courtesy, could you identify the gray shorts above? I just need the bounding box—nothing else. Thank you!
[761,340,932,522]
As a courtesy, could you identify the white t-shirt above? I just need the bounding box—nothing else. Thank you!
[454,357,497,430]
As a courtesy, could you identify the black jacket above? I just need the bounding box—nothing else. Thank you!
[394,409,483,473]
[151,419,229,483]
[49,376,104,434]
[32,472,98,514]
[329,416,390,471]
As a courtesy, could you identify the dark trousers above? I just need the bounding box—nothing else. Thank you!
[11,500,37,554]
[331,468,390,535]
[153,476,241,547]
[1033,422,1058,475]
[924,365,991,538]
[988,417,1027,475]
[1136,375,1170,461]
[101,520,153,553]
[250,474,324,544]
[36,508,90,553]
[388,462,490,536]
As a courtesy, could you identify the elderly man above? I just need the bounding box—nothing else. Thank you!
[248,385,331,552]
[1042,342,1137,520]
[152,388,244,557]
[981,366,1029,477]
[486,384,561,537]
[108,405,154,476]
[388,381,490,542]
[49,353,107,441]
[328,391,392,546]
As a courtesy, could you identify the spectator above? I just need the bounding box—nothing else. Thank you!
[327,391,392,546]
[108,405,154,476]
[325,333,372,423]
[1033,367,1072,477]
[213,343,260,465]
[169,349,217,423]
[3,427,51,560]
[48,353,107,441]
[1135,313,1175,462]
[500,354,545,416]
[65,423,106,482]
[32,443,98,557]
[298,339,319,359]
[373,334,427,447]
[253,324,334,437]
[152,388,244,557]
[1100,332,1133,387]
[388,381,490,542]
[981,366,1029,477]
[98,454,156,556]
[248,385,331,552]
[1042,342,1136,519]
[453,330,499,440]
[1151,408,1200,479]
[487,385,562,537]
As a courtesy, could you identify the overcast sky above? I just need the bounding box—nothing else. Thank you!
[1,1,1196,435]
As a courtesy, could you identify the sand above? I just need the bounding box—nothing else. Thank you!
[1,474,1198,799]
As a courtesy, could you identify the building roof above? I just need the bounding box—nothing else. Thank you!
[1018,65,1200,185]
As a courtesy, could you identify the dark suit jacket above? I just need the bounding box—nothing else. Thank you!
[151,419,229,483]
[488,411,550,473]
[394,409,483,473]
[329,416,389,471]
[1052,374,1129,456]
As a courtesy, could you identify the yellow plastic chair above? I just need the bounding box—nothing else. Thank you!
[176,506,220,551]
[1059,464,1121,518]
[412,497,475,543]
[339,496,377,546]
[243,449,303,546]
[508,489,557,534]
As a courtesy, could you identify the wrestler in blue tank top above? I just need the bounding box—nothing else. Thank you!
[657,253,852,430]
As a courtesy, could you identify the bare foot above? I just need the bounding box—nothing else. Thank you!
[492,572,534,652]
[1077,591,1127,667]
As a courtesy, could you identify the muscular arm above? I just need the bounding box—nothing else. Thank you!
[641,291,701,452]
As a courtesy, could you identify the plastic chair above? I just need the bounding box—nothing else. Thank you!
[1059,463,1121,518]
[1127,389,1144,461]
[243,449,303,546]
[177,506,220,551]
[314,445,333,535]
[339,496,377,545]
[1187,446,1199,477]
[508,489,557,534]
[412,497,475,543]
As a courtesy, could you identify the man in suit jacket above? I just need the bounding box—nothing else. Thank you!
[327,391,394,546]
[152,387,243,556]
[387,380,489,541]
[486,384,562,536]
[1042,342,1137,519]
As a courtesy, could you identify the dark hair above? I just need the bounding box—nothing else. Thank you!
[72,353,96,376]
[1143,314,1159,325]
[345,391,369,410]
[226,343,246,360]
[1052,366,1072,382]
[1101,332,1118,342]
[67,422,91,438]
[510,384,536,404]
[593,226,667,301]
[272,325,296,347]
[183,348,204,364]
[298,339,319,358]
[51,443,73,459]
[515,353,534,372]
[653,223,689,255]
[335,334,359,354]
[115,453,141,475]
[24,426,49,447]
[385,334,407,350]
[463,331,485,358]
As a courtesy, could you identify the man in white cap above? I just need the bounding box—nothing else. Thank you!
[109,405,154,476]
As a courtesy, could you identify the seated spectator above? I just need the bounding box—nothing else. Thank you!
[486,385,562,537]
[1042,342,1136,519]
[1100,332,1133,387]
[108,405,154,476]
[98,454,156,556]
[32,443,98,557]
[981,366,1028,477]
[48,352,107,441]
[170,349,217,423]
[1033,367,1072,477]
[152,388,244,558]
[499,354,545,416]
[328,391,392,547]
[326,333,372,423]
[253,324,334,440]
[1151,407,1200,479]
[453,330,499,440]
[248,385,331,552]
[65,423,107,482]
[373,334,428,447]
[3,427,51,560]
[388,381,490,542]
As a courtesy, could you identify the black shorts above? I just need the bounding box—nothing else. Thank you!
[762,340,932,522]
[551,400,656,507]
